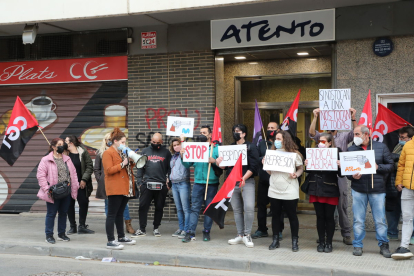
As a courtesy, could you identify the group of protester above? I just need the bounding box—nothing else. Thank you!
[36,108,414,260]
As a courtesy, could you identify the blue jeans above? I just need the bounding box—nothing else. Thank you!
[172,181,191,232]
[352,189,388,248]
[188,183,218,233]
[45,194,71,236]
[105,199,131,220]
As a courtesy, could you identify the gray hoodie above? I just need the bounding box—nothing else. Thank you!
[170,153,190,183]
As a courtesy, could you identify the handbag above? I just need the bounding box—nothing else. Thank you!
[48,162,71,200]
[300,175,311,194]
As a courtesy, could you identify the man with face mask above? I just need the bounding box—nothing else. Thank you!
[180,125,220,243]
[347,125,394,258]
[309,107,358,245]
[132,133,172,238]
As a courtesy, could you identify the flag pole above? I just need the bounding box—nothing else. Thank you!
[38,127,50,146]
[370,129,373,189]
[204,142,214,200]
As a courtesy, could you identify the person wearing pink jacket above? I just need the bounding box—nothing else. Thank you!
[37,138,79,244]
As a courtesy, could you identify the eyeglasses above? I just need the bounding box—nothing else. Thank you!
[319,140,327,144]
[399,136,409,140]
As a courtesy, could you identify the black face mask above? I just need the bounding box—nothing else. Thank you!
[198,135,208,142]
[56,143,67,154]
[151,143,161,150]
[233,132,241,141]
[267,130,276,140]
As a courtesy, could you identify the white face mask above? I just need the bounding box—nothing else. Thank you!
[354,137,364,146]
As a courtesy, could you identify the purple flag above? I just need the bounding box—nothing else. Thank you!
[252,100,263,146]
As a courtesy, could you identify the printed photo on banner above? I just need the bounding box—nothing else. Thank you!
[182,142,209,163]
[166,116,194,138]
[306,148,338,171]
[218,145,248,167]
[263,150,297,174]
[319,89,351,130]
[339,150,376,175]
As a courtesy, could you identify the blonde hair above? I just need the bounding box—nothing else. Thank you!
[97,132,112,157]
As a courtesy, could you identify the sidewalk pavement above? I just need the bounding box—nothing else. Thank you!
[0,212,413,276]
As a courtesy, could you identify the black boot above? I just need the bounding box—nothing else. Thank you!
[269,235,280,250]
[317,241,325,253]
[324,243,333,253]
[292,236,299,252]
[78,224,95,234]
[67,224,77,235]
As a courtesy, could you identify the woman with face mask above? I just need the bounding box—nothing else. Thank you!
[169,137,191,239]
[304,133,342,253]
[37,138,79,244]
[263,130,304,252]
[102,127,137,250]
[94,133,135,234]
[216,124,260,248]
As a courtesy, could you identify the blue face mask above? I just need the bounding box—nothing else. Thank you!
[274,140,283,149]
[399,140,407,146]
[117,144,126,151]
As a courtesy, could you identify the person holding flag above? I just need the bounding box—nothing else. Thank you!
[216,124,260,248]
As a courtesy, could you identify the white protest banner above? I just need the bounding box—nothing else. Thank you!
[218,145,248,167]
[263,150,297,174]
[339,150,377,175]
[166,116,194,137]
[319,89,352,130]
[182,142,209,163]
[306,148,338,171]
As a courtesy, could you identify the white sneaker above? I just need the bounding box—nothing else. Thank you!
[118,237,136,245]
[228,235,243,245]
[131,230,146,238]
[153,229,161,237]
[243,235,254,248]
[106,240,124,250]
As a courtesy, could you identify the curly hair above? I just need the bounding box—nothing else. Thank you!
[110,127,126,143]
[169,138,182,154]
[271,130,298,153]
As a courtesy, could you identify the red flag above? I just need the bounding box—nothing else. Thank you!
[358,90,373,130]
[0,96,38,166]
[204,154,243,229]
[211,107,222,144]
[281,89,301,136]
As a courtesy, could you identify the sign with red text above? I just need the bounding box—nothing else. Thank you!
[306,148,338,171]
[141,32,157,49]
[263,150,296,174]
[218,144,248,167]
[0,56,127,85]
[339,150,376,175]
[319,89,351,130]
[182,142,209,163]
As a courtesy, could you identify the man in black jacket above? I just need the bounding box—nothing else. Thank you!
[347,125,394,258]
[132,133,172,238]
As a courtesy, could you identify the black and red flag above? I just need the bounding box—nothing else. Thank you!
[281,89,301,136]
[0,96,39,166]
[203,154,243,229]
[372,103,412,151]
[358,90,373,130]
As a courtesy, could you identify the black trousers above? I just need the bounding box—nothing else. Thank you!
[67,187,89,227]
[313,202,336,244]
[106,195,129,241]
[139,184,168,231]
[257,179,284,233]
[270,198,299,238]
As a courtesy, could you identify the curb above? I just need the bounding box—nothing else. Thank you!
[0,243,393,276]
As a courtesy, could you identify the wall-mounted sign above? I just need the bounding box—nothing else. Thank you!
[373,38,393,57]
[211,9,335,50]
[141,31,157,49]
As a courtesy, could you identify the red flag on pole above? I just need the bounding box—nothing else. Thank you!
[358,90,373,130]
[204,154,243,229]
[0,96,39,166]
[211,107,222,145]
[281,89,301,136]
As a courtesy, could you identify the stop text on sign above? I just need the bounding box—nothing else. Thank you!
[182,142,209,163]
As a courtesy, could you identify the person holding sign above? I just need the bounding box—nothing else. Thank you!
[347,125,394,258]
[263,131,303,252]
[180,125,220,243]
[216,124,260,248]
[309,107,357,245]
[304,133,342,253]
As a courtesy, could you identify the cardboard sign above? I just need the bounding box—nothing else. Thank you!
[182,142,209,163]
[263,150,297,174]
[218,145,248,167]
[339,150,377,175]
[166,116,194,137]
[306,148,338,171]
[319,89,352,130]
[141,31,157,49]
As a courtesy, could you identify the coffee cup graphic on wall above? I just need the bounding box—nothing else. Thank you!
[29,96,56,121]
[104,105,126,128]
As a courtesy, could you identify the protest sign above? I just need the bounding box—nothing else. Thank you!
[218,145,248,167]
[319,89,352,130]
[339,150,376,175]
[182,142,209,163]
[263,150,297,174]
[306,148,338,171]
[166,116,194,137]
